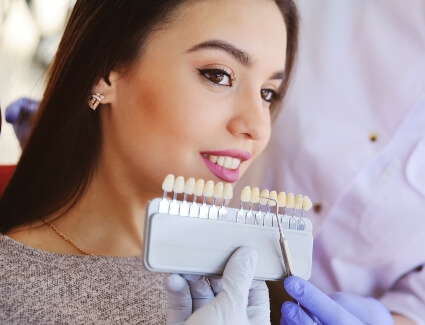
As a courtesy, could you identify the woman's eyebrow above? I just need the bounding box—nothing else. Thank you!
[187,39,253,67]
[270,71,285,80]
[187,39,285,80]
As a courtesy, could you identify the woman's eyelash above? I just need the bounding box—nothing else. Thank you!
[197,68,235,87]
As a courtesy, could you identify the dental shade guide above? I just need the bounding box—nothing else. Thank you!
[144,175,314,281]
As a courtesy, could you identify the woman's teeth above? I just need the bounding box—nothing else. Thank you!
[205,155,241,170]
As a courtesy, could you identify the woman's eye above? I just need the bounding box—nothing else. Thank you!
[198,69,234,87]
[261,89,278,103]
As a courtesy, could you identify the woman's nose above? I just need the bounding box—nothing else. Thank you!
[226,88,271,141]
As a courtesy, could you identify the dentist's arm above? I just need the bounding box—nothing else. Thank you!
[164,246,270,325]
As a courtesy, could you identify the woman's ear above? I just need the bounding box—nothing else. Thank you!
[91,71,120,105]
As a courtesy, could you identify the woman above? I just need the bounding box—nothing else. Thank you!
[0,0,299,323]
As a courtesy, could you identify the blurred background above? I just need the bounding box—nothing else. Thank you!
[0,0,74,163]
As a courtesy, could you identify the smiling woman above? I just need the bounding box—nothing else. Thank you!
[0,0,299,323]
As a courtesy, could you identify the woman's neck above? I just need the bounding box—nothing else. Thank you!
[53,166,153,256]
[8,165,157,257]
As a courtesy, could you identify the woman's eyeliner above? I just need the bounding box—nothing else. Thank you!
[198,68,280,104]
[198,68,234,87]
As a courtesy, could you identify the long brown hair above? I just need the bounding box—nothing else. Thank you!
[0,0,299,233]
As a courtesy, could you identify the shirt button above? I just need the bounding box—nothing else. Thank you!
[313,203,322,214]
[369,133,378,142]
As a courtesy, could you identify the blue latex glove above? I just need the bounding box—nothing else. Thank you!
[5,97,40,147]
[164,246,270,325]
[280,276,393,325]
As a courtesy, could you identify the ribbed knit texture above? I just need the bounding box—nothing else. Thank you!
[0,235,167,324]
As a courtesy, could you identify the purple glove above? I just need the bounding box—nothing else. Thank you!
[5,97,40,147]
[281,276,393,325]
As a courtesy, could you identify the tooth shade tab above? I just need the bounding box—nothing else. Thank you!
[162,174,175,192]
[223,183,233,200]
[184,178,195,195]
[240,186,251,202]
[203,180,214,197]
[250,187,260,204]
[286,193,295,208]
[302,196,313,211]
[173,176,185,193]
[277,192,286,207]
[194,179,205,196]
[213,182,224,198]
[294,194,303,210]
[259,189,269,205]
[268,190,277,206]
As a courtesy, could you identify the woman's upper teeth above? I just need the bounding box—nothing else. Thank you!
[208,155,241,169]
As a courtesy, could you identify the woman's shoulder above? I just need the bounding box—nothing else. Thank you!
[0,234,71,269]
[0,235,167,324]
[0,233,165,279]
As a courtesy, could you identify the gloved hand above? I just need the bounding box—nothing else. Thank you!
[280,276,393,325]
[5,97,40,147]
[164,246,270,325]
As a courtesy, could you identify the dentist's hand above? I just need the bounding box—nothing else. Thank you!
[164,246,270,325]
[280,276,393,325]
[5,97,40,147]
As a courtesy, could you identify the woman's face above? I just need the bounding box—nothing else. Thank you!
[102,0,287,196]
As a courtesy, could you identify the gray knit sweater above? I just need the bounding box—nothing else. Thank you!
[0,235,167,324]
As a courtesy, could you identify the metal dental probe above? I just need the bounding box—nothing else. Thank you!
[259,196,294,277]
[260,195,323,324]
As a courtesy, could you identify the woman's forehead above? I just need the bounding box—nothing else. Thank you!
[148,0,287,61]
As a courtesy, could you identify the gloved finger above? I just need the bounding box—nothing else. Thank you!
[248,280,269,307]
[221,246,258,299]
[164,274,192,325]
[5,97,39,123]
[279,316,289,325]
[208,276,222,296]
[184,247,259,325]
[281,302,316,325]
[284,276,363,325]
[330,292,392,324]
[183,274,215,311]
[247,279,270,325]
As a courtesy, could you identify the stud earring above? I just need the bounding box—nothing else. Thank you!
[88,93,104,110]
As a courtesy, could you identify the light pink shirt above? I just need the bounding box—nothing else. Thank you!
[236,0,425,323]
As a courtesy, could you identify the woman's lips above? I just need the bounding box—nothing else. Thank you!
[200,150,251,183]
